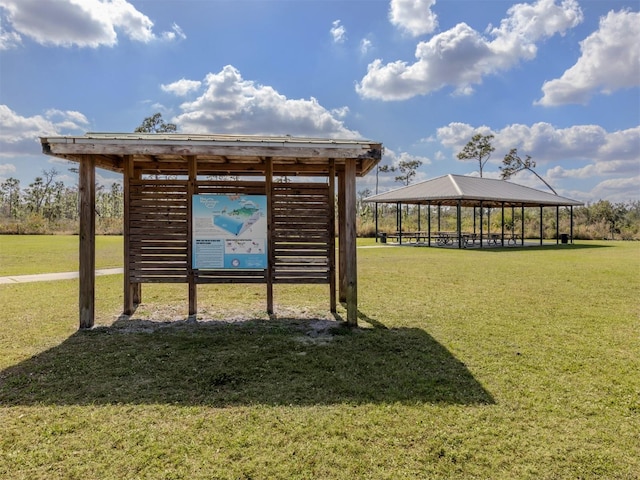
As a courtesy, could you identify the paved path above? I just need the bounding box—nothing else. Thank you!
[0,245,396,285]
[0,268,124,284]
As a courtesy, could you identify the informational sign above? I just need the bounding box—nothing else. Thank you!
[192,194,268,270]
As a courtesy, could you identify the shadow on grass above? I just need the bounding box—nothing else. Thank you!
[0,313,494,407]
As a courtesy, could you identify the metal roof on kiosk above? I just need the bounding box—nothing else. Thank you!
[40,133,382,177]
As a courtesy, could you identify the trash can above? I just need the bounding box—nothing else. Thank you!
[560,233,569,244]
[379,233,387,244]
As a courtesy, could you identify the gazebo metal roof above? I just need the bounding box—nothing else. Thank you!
[364,174,583,207]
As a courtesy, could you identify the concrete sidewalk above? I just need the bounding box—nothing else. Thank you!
[0,245,395,285]
[0,268,124,284]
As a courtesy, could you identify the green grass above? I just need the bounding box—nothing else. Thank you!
[0,235,123,276]
[1,239,639,479]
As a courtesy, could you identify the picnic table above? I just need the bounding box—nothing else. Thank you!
[386,231,431,243]
[435,231,457,246]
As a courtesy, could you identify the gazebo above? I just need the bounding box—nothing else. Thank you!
[365,174,583,248]
[40,133,382,329]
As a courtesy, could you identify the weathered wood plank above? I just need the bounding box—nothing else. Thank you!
[79,156,95,329]
[344,159,357,325]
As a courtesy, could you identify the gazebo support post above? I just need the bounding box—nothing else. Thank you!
[427,202,431,247]
[521,206,525,246]
[457,200,462,249]
[437,205,441,232]
[375,203,379,243]
[79,156,96,329]
[397,202,402,245]
[540,206,544,246]
[511,205,515,244]
[344,160,358,326]
[480,202,484,248]
[501,202,505,246]
[556,206,560,245]
[417,205,421,233]
[187,155,197,317]
[570,206,574,244]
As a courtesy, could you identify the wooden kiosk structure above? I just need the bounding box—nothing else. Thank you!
[40,133,382,329]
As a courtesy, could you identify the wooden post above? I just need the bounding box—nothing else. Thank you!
[344,159,358,326]
[79,156,95,329]
[265,158,274,314]
[187,156,197,317]
[123,155,135,315]
[132,168,141,306]
[338,171,346,303]
[328,160,337,313]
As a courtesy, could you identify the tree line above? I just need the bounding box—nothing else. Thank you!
[0,168,123,234]
[0,165,638,239]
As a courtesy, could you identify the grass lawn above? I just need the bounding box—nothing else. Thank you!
[0,235,123,276]
[0,238,639,479]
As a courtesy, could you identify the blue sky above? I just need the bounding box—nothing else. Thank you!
[1,0,638,203]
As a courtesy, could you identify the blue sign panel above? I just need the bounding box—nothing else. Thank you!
[192,194,267,270]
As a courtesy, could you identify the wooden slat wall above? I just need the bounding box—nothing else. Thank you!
[271,182,331,284]
[127,179,332,286]
[128,179,189,283]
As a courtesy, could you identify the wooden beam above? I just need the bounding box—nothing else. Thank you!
[344,159,358,326]
[79,156,95,329]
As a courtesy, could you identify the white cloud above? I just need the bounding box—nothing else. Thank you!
[438,122,639,162]
[357,0,582,100]
[358,148,431,192]
[537,9,640,106]
[389,0,438,37]
[0,162,16,176]
[385,148,432,169]
[168,65,361,139]
[360,38,373,56]
[161,79,202,96]
[0,104,89,156]
[330,19,346,44]
[161,23,186,42]
[0,0,185,48]
[0,15,19,49]
[586,176,640,203]
[436,121,640,182]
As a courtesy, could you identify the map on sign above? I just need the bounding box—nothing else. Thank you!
[192,194,267,270]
